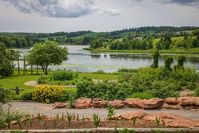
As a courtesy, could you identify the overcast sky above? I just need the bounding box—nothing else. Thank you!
[0,0,199,33]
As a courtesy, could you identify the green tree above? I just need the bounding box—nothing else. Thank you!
[0,43,14,77]
[27,41,68,74]
[164,57,174,71]
[151,49,160,68]
[90,38,103,49]
[177,56,186,67]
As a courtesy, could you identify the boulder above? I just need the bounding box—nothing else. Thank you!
[141,98,164,109]
[157,113,199,128]
[142,114,157,121]
[93,98,108,108]
[74,97,92,109]
[165,97,179,105]
[179,97,199,106]
[52,102,67,109]
[120,111,148,120]
[108,100,124,109]
[123,98,144,108]
[162,103,181,110]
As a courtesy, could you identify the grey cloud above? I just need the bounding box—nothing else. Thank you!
[2,0,120,18]
[127,0,199,7]
[165,0,199,6]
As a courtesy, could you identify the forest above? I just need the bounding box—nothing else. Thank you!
[0,26,199,49]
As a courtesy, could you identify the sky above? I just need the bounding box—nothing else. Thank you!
[0,0,199,33]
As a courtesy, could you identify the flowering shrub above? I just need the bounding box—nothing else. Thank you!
[32,85,66,103]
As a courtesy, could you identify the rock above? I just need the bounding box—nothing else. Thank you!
[52,102,66,109]
[93,98,108,108]
[120,111,148,120]
[74,97,92,109]
[108,100,124,109]
[162,103,181,110]
[179,97,199,106]
[157,113,199,128]
[165,97,179,105]
[123,98,144,108]
[142,114,157,121]
[141,98,164,109]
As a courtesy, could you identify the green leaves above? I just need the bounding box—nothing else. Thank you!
[27,41,68,74]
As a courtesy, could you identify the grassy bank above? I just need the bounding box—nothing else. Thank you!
[0,72,118,90]
[90,48,199,55]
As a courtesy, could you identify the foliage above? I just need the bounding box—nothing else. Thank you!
[0,88,10,104]
[77,67,198,99]
[20,89,34,100]
[151,49,160,68]
[32,85,66,103]
[0,43,14,77]
[21,85,76,102]
[151,81,179,98]
[51,70,78,81]
[118,68,137,73]
[0,35,33,48]
[130,91,153,99]
[92,114,101,127]
[195,86,199,96]
[27,41,68,74]
[65,112,73,126]
[107,105,116,119]
[177,55,186,67]
[164,57,174,71]
[76,79,132,100]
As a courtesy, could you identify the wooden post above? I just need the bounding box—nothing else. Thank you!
[15,86,19,95]
[17,58,20,75]
[37,65,39,75]
[23,58,26,75]
[31,64,33,75]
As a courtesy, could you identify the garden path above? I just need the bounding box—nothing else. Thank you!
[4,102,199,120]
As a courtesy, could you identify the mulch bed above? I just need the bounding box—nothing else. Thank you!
[2,118,156,129]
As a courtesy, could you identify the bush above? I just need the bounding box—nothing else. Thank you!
[32,85,66,103]
[195,86,199,96]
[151,81,179,98]
[37,75,49,84]
[52,70,77,81]
[20,89,34,100]
[118,68,137,73]
[130,91,154,99]
[76,79,132,100]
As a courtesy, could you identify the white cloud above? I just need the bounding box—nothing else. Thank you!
[2,0,120,18]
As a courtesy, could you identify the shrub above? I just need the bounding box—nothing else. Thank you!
[0,88,10,104]
[76,79,132,100]
[52,70,77,81]
[195,86,199,96]
[93,114,101,127]
[118,68,137,73]
[37,74,49,84]
[130,91,154,99]
[32,85,66,103]
[151,81,179,98]
[20,89,34,100]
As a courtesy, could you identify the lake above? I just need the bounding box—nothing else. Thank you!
[17,45,199,72]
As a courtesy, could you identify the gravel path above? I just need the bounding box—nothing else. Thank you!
[3,102,199,120]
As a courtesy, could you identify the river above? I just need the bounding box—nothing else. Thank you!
[17,45,199,72]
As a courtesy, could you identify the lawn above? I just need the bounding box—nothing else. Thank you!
[0,75,39,90]
[0,72,118,90]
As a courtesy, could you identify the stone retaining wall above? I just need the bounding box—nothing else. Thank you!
[73,97,199,110]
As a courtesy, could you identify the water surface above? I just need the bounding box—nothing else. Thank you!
[16,45,199,72]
